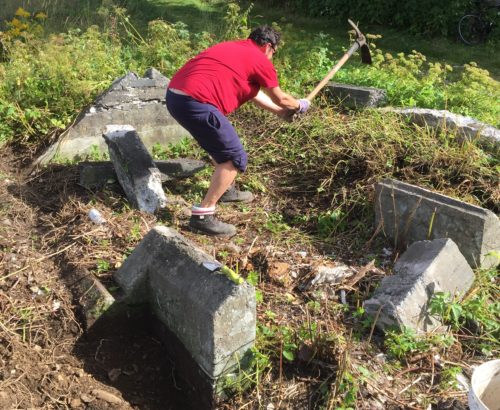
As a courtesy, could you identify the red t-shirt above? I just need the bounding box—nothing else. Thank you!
[169,39,279,115]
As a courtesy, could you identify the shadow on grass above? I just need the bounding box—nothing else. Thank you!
[249,1,500,79]
[124,0,227,34]
[72,302,191,409]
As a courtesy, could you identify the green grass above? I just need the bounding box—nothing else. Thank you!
[124,0,225,33]
[249,1,500,79]
[0,0,102,31]
[122,0,500,78]
[3,0,498,78]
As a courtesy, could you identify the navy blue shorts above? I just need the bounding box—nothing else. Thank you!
[166,90,248,172]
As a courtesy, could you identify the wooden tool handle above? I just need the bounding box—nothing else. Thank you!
[306,41,360,102]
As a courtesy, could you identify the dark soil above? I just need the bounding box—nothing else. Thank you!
[0,139,489,409]
[0,149,190,409]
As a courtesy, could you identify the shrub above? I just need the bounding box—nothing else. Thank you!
[277,33,499,127]
[264,0,474,37]
[0,25,126,145]
[0,2,498,147]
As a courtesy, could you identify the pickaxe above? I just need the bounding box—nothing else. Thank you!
[306,19,372,102]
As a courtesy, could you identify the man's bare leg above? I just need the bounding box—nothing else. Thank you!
[189,160,238,236]
[200,160,238,208]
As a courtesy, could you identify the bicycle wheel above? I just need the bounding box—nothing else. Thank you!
[458,14,487,45]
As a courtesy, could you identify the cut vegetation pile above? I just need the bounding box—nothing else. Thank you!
[0,1,499,409]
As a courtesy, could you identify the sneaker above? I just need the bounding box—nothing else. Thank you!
[220,186,254,203]
[189,214,237,237]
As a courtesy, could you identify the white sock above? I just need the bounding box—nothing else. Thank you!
[191,205,215,216]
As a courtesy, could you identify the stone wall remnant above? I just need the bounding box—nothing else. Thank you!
[35,68,188,164]
[103,125,167,214]
[115,226,256,408]
[78,159,206,189]
[325,82,387,109]
[364,238,474,333]
[375,179,500,269]
[390,108,500,149]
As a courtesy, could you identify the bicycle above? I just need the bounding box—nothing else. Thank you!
[458,0,500,45]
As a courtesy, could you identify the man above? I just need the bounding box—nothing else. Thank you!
[166,25,310,236]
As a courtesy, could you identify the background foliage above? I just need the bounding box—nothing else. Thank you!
[1,2,499,146]
[262,0,500,38]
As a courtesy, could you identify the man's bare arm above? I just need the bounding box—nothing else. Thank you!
[251,90,295,119]
[264,86,301,110]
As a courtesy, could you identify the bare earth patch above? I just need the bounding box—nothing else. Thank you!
[0,136,495,409]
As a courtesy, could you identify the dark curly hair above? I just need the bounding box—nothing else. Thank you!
[248,25,281,49]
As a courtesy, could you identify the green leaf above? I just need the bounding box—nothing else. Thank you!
[282,350,295,361]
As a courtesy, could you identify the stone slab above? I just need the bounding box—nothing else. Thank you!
[114,226,256,399]
[103,125,167,213]
[78,159,206,188]
[34,68,189,164]
[69,269,115,329]
[375,178,500,269]
[325,82,387,109]
[390,108,500,150]
[364,238,474,332]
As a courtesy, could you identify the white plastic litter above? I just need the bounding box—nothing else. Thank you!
[52,300,61,312]
[311,264,353,286]
[340,289,347,304]
[88,208,106,224]
[202,262,222,271]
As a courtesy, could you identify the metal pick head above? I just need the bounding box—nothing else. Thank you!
[347,19,363,40]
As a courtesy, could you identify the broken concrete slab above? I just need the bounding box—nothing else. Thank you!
[364,238,474,333]
[375,178,500,269]
[103,125,167,213]
[115,226,256,406]
[389,108,500,150]
[34,68,189,164]
[78,158,206,189]
[325,82,387,109]
[69,269,115,329]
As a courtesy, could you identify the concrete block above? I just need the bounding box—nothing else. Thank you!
[325,82,387,109]
[34,69,188,165]
[375,178,500,269]
[389,108,500,150]
[78,159,206,189]
[69,269,115,329]
[364,238,474,333]
[103,125,167,213]
[115,226,256,405]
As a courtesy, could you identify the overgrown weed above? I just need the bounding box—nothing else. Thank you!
[237,105,499,245]
[1,3,499,147]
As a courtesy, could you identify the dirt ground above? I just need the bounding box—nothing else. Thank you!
[0,144,482,410]
[0,148,198,409]
[0,145,307,410]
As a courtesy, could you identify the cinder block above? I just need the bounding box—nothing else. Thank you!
[78,159,206,188]
[325,82,386,109]
[115,226,256,406]
[364,238,474,333]
[103,125,167,214]
[375,178,500,269]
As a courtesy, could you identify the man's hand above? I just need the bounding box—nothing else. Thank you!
[278,108,297,122]
[280,98,310,122]
[297,98,310,113]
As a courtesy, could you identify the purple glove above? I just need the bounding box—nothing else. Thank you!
[297,98,310,113]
